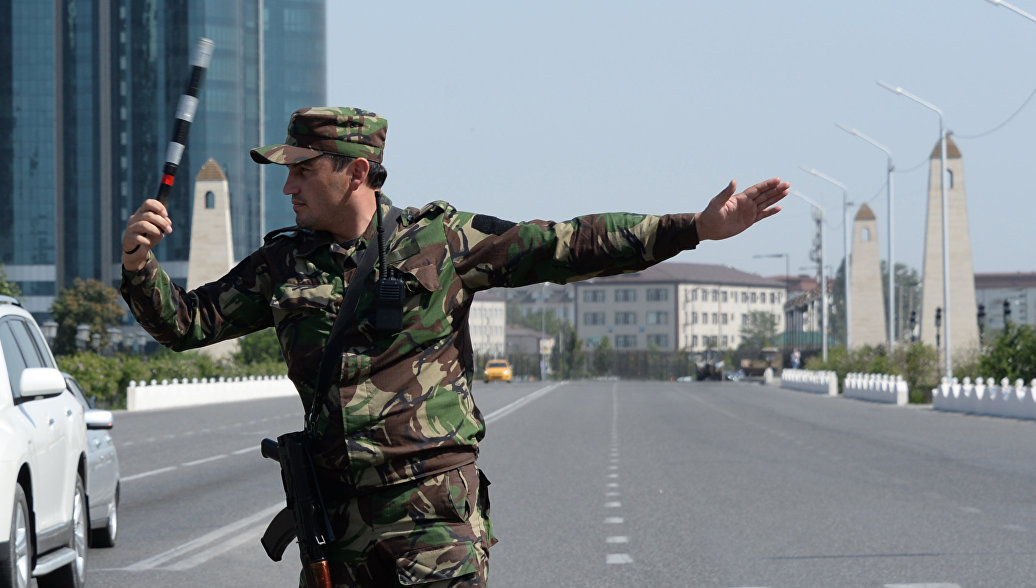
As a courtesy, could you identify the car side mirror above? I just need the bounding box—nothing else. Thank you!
[20,367,67,399]
[85,409,114,430]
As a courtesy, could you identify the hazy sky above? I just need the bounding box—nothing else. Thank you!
[322,0,1034,279]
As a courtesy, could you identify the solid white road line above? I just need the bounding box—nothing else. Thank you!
[483,382,565,424]
[121,466,177,482]
[124,504,283,571]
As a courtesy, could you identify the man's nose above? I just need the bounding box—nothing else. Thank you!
[283,174,298,195]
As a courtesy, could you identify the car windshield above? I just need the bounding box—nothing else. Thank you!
[487,361,508,368]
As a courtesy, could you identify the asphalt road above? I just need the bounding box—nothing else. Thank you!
[80,379,1036,587]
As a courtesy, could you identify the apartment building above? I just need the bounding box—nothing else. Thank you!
[469,291,507,358]
[575,262,785,352]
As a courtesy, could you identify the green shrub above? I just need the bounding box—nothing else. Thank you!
[57,347,288,409]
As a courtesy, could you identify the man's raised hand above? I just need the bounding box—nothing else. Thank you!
[695,178,789,242]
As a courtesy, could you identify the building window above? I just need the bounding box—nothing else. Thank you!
[691,312,698,324]
[583,290,605,303]
[205,191,216,209]
[647,288,668,302]
[647,311,668,325]
[721,335,728,347]
[861,227,871,242]
[615,289,636,302]
[712,313,718,323]
[616,334,637,348]
[584,312,606,325]
[647,334,668,347]
[615,312,637,325]
[691,335,698,347]
[742,291,748,303]
[751,292,757,303]
[721,291,728,302]
[691,289,699,301]
[702,313,708,324]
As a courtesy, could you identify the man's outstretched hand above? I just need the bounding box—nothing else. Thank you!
[695,178,789,241]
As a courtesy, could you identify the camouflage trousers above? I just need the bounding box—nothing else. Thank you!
[299,463,496,587]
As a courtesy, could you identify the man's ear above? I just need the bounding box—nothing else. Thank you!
[346,157,371,190]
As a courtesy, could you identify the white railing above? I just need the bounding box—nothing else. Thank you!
[126,374,298,411]
[932,377,1036,420]
[780,368,838,396]
[844,372,909,406]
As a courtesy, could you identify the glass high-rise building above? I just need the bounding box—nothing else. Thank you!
[0,0,326,317]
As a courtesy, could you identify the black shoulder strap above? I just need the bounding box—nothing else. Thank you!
[306,206,403,432]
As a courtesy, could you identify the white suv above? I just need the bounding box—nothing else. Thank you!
[0,296,88,588]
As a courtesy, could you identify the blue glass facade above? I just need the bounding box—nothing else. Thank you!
[0,0,326,317]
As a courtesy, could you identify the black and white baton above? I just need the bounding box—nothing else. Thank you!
[155,37,214,205]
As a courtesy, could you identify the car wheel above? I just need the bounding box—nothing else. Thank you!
[0,484,32,588]
[37,475,86,588]
[89,484,118,548]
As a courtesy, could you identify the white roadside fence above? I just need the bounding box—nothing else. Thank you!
[843,372,909,406]
[932,377,1036,420]
[126,374,298,411]
[779,368,838,396]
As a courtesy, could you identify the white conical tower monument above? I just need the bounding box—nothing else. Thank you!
[919,137,979,362]
[187,158,237,359]
[849,204,886,348]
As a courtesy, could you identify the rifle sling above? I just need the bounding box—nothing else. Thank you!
[307,206,403,431]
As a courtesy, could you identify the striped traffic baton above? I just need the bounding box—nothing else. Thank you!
[155,37,214,205]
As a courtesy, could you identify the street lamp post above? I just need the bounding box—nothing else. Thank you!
[985,0,1036,23]
[791,190,828,362]
[754,252,790,344]
[800,167,851,349]
[878,80,952,378]
[836,123,896,351]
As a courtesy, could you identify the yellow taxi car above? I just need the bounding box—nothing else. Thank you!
[483,359,513,383]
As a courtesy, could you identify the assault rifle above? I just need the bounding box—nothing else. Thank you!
[261,433,334,588]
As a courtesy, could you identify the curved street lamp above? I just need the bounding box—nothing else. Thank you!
[836,123,896,351]
[800,167,851,350]
[985,0,1036,23]
[877,80,952,379]
[791,190,828,362]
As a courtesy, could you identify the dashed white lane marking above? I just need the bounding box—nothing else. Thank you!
[605,383,633,566]
[885,584,961,588]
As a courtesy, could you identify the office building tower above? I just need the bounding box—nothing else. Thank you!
[0,0,326,317]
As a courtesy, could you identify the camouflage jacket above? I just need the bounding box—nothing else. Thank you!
[120,196,700,489]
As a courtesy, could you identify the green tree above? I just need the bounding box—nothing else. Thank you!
[738,310,778,353]
[233,327,284,364]
[552,323,584,379]
[881,262,921,342]
[591,336,613,377]
[49,278,126,355]
[0,265,20,298]
[979,323,1036,383]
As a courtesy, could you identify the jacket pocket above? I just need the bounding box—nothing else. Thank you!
[394,541,479,586]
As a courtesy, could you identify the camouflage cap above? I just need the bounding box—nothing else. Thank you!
[250,107,387,165]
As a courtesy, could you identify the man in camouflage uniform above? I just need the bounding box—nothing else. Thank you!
[120,106,789,586]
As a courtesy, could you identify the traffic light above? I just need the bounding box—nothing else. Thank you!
[1004,299,1012,324]
[935,307,942,327]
